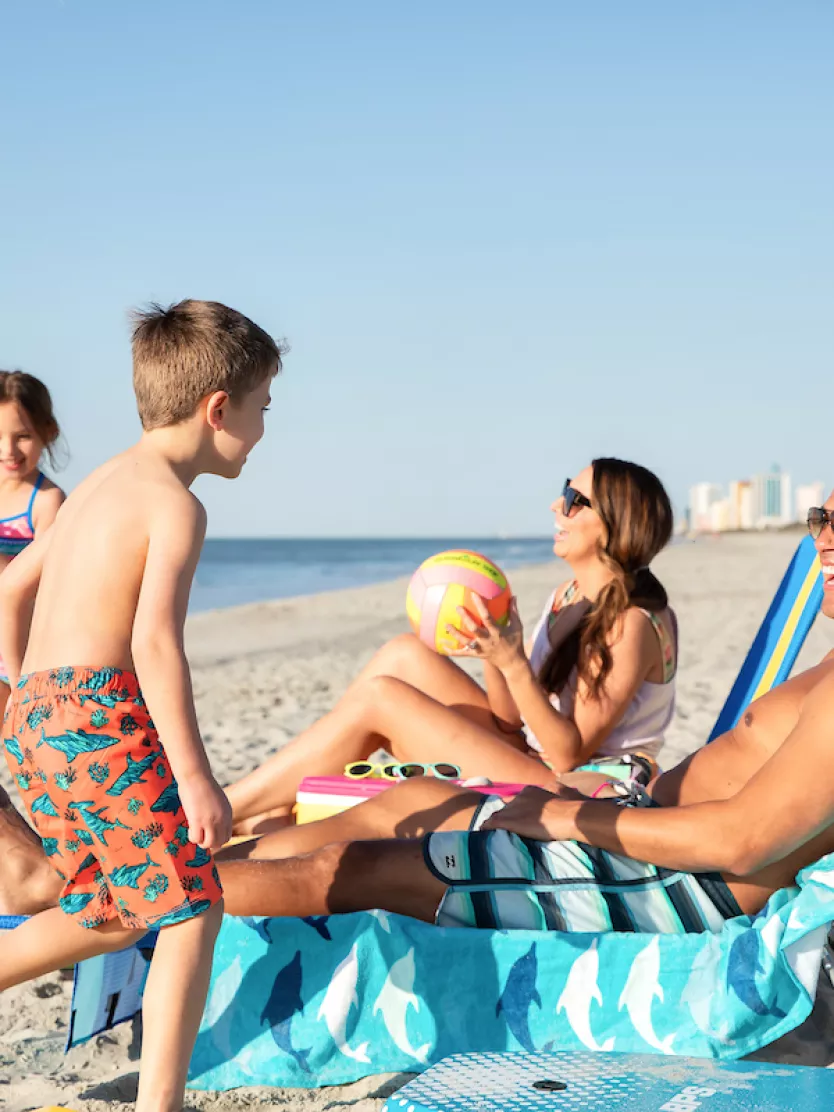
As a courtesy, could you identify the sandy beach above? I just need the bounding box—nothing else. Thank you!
[2,532,834,1111]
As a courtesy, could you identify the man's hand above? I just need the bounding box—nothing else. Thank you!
[178,774,233,852]
[481,785,579,842]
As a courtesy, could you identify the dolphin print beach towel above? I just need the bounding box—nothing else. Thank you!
[187,850,834,1090]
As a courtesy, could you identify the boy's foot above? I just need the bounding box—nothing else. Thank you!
[0,785,62,916]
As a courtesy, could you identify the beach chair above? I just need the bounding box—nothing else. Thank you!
[708,534,822,741]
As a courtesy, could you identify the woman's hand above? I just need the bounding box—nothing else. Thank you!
[446,594,526,674]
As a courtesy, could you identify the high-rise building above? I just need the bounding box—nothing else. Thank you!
[751,466,792,527]
[688,482,723,532]
[728,480,754,530]
[795,482,825,523]
[708,499,731,533]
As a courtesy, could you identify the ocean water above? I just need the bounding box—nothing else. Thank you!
[190,537,556,613]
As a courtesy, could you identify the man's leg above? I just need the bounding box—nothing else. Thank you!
[0,785,62,915]
[220,780,484,861]
[136,901,223,1112]
[219,838,446,923]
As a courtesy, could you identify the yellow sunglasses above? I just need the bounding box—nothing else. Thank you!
[344,761,400,780]
[344,761,461,781]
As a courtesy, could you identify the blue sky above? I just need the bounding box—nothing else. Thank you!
[1,2,831,536]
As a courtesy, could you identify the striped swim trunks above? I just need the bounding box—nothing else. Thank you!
[423,795,742,933]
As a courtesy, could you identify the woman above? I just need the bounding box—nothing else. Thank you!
[226,458,677,837]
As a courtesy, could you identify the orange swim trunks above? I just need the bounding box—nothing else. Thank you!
[2,666,223,930]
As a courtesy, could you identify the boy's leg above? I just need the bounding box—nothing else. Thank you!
[136,901,223,1112]
[0,908,144,991]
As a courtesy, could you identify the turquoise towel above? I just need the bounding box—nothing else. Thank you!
[188,851,834,1090]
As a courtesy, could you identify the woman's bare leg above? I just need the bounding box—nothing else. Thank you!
[226,633,520,824]
[231,674,551,828]
[218,779,484,861]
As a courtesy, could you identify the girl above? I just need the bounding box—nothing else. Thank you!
[0,372,65,714]
[226,458,677,838]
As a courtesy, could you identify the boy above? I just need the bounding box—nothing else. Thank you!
[0,300,283,1111]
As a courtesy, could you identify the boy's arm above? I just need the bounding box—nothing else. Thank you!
[131,492,231,851]
[484,668,834,877]
[0,528,54,685]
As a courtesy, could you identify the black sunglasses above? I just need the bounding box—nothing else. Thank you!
[562,478,593,518]
[806,507,834,540]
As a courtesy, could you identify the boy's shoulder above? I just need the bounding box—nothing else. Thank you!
[60,451,206,539]
[70,450,199,502]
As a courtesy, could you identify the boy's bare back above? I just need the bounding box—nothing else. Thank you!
[24,448,204,675]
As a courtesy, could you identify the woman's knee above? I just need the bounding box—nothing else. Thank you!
[369,633,430,680]
[348,674,411,719]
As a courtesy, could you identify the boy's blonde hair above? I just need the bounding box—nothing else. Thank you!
[131,299,284,430]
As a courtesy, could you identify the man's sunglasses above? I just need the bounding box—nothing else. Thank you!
[562,478,593,518]
[806,507,834,540]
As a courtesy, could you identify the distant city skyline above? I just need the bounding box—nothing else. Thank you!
[688,466,824,534]
[3,4,832,537]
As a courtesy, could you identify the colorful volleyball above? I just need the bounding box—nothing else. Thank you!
[406,550,512,655]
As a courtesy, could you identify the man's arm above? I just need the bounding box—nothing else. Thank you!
[131,492,231,851]
[0,529,54,686]
[485,669,834,877]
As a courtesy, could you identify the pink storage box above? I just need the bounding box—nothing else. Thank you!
[295,775,525,824]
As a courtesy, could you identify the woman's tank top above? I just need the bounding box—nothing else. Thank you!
[525,582,676,762]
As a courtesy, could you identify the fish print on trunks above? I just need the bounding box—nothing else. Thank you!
[2,666,222,930]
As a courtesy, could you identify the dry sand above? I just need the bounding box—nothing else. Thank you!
[2,532,834,1110]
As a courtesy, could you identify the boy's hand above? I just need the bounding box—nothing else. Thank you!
[179,774,233,852]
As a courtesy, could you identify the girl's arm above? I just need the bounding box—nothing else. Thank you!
[0,530,53,686]
[0,483,68,685]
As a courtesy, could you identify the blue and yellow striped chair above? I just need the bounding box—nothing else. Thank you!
[709,534,822,741]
